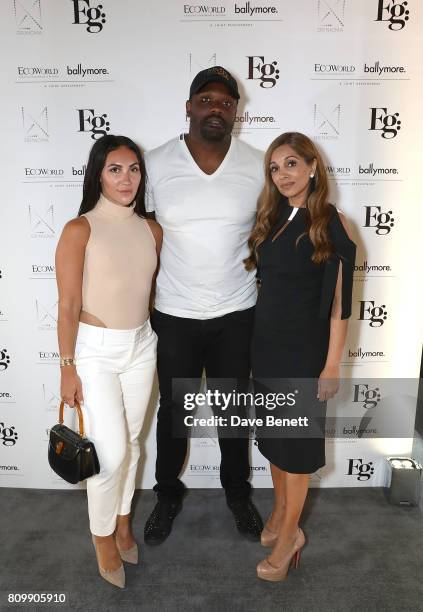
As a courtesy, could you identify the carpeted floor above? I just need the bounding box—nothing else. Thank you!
[0,486,422,612]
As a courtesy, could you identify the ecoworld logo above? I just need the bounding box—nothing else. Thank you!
[38,351,60,364]
[317,0,346,32]
[348,347,386,360]
[36,299,58,330]
[0,465,19,471]
[353,384,381,410]
[189,464,220,472]
[369,107,401,139]
[364,61,406,75]
[67,63,110,77]
[28,205,56,238]
[247,56,280,88]
[30,264,55,278]
[358,301,388,327]
[71,0,106,33]
[0,423,18,446]
[21,106,49,142]
[375,0,410,31]
[347,458,374,481]
[326,165,351,176]
[18,66,59,77]
[359,163,399,177]
[354,261,392,274]
[14,0,42,34]
[183,4,225,14]
[314,104,341,139]
[363,205,395,235]
[25,168,64,177]
[314,63,355,73]
[235,111,276,127]
[77,109,110,140]
[0,349,11,372]
[234,3,279,15]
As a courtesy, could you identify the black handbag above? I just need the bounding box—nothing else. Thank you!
[48,400,100,484]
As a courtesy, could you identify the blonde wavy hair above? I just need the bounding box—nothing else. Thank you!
[245,132,333,270]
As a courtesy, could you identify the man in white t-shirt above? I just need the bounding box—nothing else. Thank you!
[144,66,264,544]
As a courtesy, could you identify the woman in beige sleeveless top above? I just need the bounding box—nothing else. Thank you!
[55,135,162,589]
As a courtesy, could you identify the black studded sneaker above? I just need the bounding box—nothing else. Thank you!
[227,499,263,541]
[144,499,183,545]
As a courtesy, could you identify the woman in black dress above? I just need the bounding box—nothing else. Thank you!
[245,132,356,581]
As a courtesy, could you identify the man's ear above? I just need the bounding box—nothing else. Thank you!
[186,100,191,118]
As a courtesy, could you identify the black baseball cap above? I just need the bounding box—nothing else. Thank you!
[189,66,240,100]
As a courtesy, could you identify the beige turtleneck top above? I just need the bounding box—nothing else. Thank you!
[81,195,157,329]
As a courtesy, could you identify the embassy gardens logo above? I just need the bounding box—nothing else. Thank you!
[14,0,42,34]
[317,0,346,32]
[314,103,341,140]
[21,107,49,142]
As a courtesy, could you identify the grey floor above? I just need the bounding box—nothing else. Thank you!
[1,486,423,612]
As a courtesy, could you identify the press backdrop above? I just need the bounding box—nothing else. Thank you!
[0,0,422,490]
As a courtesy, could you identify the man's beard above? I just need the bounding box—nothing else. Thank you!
[199,115,232,141]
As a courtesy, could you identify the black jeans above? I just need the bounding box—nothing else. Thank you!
[151,307,255,504]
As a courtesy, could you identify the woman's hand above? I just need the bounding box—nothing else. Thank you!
[60,366,84,407]
[317,364,340,402]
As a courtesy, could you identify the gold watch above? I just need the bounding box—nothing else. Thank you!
[60,357,76,367]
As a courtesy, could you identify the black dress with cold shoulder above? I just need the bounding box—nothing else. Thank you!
[251,201,356,473]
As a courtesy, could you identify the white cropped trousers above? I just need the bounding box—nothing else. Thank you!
[75,320,157,536]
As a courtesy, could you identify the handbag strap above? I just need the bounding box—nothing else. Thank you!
[59,400,85,437]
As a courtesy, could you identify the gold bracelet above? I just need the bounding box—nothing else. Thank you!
[60,357,76,367]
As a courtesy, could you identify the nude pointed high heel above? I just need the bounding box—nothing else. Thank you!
[92,536,125,589]
[117,542,138,565]
[257,528,305,582]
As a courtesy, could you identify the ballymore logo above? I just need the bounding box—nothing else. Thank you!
[364,61,406,75]
[234,3,279,16]
[317,0,346,32]
[235,110,277,128]
[375,0,410,31]
[71,0,106,33]
[77,109,110,140]
[314,104,341,139]
[347,347,386,360]
[14,0,42,34]
[21,107,49,142]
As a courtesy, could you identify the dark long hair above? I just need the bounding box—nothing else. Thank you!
[78,135,147,217]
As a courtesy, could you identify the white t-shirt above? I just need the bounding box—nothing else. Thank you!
[145,135,264,319]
